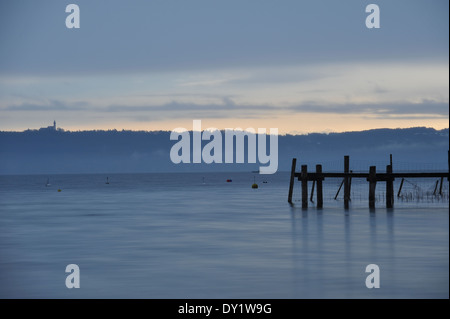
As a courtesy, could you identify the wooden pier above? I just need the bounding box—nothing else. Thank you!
[288,152,449,208]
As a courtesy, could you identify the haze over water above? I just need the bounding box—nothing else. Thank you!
[0,172,448,298]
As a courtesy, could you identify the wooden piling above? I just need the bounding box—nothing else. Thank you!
[289,151,448,209]
[288,158,297,203]
[316,164,323,208]
[368,166,377,208]
[433,179,439,196]
[301,165,308,208]
[397,178,404,197]
[344,155,350,209]
[310,180,315,203]
[334,179,344,200]
[349,170,353,200]
[386,164,394,208]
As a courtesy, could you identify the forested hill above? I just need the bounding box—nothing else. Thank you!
[0,127,448,174]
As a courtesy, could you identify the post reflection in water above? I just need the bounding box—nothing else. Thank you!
[287,203,408,298]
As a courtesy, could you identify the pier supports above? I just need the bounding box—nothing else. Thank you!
[344,156,350,209]
[310,180,315,203]
[316,164,323,208]
[288,150,448,209]
[301,165,308,208]
[288,158,297,203]
[386,165,394,208]
[334,180,344,200]
[398,178,405,198]
[368,166,377,208]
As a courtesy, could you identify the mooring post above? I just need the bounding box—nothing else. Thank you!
[386,164,394,208]
[301,165,308,208]
[349,170,353,199]
[344,155,350,209]
[368,166,377,208]
[316,164,323,208]
[288,158,297,203]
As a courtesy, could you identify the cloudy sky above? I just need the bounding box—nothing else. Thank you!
[0,0,448,133]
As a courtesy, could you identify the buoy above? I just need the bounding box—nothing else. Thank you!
[252,176,258,188]
[57,189,62,192]
[226,179,232,182]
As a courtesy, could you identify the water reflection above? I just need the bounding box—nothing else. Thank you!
[315,209,324,297]
[386,209,394,257]
[369,210,377,261]
[288,204,404,297]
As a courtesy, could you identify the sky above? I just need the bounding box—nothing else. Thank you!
[0,0,448,134]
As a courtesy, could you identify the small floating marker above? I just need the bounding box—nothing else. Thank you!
[226,179,232,182]
[105,177,110,184]
[57,189,62,192]
[252,176,258,188]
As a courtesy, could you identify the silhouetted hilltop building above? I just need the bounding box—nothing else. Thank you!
[38,121,63,132]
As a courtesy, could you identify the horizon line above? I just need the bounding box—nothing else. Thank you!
[1,125,449,136]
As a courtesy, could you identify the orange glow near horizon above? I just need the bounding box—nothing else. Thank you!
[4,114,448,134]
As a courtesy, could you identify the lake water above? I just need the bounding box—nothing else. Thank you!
[0,172,448,298]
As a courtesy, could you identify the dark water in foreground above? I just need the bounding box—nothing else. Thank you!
[0,172,448,298]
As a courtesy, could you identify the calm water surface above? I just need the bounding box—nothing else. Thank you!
[0,172,448,298]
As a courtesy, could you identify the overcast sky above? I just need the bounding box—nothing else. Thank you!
[0,0,448,133]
